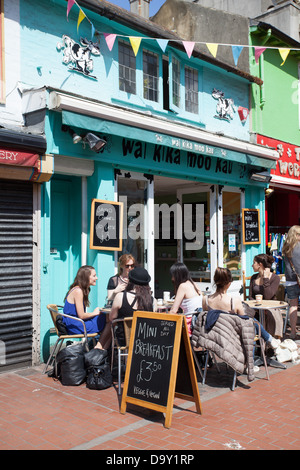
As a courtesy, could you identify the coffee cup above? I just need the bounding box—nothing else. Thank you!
[157,298,163,306]
[163,291,170,302]
[255,294,263,303]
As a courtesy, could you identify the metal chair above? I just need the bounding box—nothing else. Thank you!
[43,304,98,375]
[111,317,133,395]
[242,270,251,301]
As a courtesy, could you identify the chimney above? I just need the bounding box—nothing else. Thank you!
[130,0,151,19]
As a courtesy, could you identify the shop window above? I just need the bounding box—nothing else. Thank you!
[118,40,136,94]
[185,66,198,114]
[0,0,5,104]
[222,192,241,280]
[143,50,159,102]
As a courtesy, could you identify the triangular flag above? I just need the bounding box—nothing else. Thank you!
[231,45,243,66]
[254,46,266,64]
[279,48,290,66]
[77,9,86,32]
[183,41,195,59]
[103,33,117,52]
[206,43,218,58]
[129,37,142,56]
[156,39,169,53]
[67,0,75,19]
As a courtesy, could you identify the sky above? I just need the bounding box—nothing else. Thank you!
[105,0,167,16]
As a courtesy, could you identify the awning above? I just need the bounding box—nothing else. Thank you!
[49,90,279,170]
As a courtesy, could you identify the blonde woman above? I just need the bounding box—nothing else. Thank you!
[282,225,300,339]
[106,254,136,301]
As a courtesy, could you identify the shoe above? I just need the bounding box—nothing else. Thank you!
[269,337,281,349]
[253,365,260,373]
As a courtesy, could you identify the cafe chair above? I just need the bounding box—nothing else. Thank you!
[42,304,98,375]
[111,317,133,395]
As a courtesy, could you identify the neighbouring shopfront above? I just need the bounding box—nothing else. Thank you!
[257,134,300,274]
[0,129,51,371]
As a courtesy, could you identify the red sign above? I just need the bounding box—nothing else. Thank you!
[0,148,39,168]
[257,135,300,184]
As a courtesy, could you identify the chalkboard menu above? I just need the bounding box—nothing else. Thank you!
[90,199,123,251]
[242,209,261,245]
[120,311,202,428]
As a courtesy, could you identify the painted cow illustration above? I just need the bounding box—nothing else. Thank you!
[57,35,100,79]
[212,88,236,121]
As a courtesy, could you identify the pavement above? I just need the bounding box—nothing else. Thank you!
[0,337,299,453]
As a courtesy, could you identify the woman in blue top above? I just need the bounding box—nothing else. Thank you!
[63,265,111,349]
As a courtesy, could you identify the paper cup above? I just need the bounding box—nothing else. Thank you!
[255,295,263,302]
[163,291,170,301]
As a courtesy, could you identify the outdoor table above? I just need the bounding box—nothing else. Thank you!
[243,299,288,370]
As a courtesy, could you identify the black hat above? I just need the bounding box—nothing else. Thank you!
[129,267,151,286]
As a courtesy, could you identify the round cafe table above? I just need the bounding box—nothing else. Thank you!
[243,299,288,369]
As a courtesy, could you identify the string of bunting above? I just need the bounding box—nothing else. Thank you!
[67,0,298,67]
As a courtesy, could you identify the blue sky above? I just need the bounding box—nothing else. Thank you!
[106,0,167,16]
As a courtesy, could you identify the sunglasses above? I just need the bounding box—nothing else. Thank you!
[125,264,134,269]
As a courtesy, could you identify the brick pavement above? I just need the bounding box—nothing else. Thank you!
[0,356,299,451]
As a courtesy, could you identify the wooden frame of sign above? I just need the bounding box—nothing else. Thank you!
[90,199,123,251]
[242,208,261,245]
[120,311,202,429]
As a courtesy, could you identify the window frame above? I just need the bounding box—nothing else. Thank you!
[143,48,159,103]
[184,65,199,115]
[118,39,137,95]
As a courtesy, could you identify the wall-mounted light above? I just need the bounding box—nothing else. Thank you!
[61,124,82,144]
[250,170,272,183]
[83,132,107,153]
[265,188,274,197]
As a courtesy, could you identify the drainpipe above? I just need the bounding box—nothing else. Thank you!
[259,28,272,108]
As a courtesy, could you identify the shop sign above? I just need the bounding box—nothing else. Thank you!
[0,148,39,168]
[257,135,300,182]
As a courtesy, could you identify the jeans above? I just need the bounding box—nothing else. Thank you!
[254,321,271,343]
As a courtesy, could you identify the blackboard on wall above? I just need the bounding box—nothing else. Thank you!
[90,199,123,251]
[120,311,202,428]
[242,208,261,245]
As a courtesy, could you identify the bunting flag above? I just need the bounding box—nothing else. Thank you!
[104,33,117,51]
[254,46,266,64]
[206,43,218,58]
[156,38,169,53]
[231,45,243,66]
[279,48,290,66]
[67,0,75,19]
[63,0,298,69]
[77,9,86,32]
[183,41,195,59]
[129,37,142,56]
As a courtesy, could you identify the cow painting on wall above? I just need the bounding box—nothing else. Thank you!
[212,88,236,121]
[57,35,100,79]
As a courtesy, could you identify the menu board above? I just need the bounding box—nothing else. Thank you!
[90,199,123,251]
[242,209,260,245]
[120,311,202,428]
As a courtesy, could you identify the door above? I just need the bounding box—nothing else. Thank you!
[49,177,81,304]
[117,172,154,289]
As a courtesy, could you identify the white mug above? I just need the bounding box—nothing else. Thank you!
[163,291,170,301]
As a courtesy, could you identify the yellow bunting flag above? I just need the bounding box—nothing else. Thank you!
[278,48,290,66]
[206,43,218,58]
[129,37,142,56]
[77,9,86,32]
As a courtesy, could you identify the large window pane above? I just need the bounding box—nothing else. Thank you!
[185,66,198,114]
[119,41,136,94]
[223,192,241,280]
[143,50,159,102]
[172,57,180,108]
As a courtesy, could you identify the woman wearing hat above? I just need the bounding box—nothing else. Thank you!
[109,267,157,345]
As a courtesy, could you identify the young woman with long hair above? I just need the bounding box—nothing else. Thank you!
[169,262,202,336]
[106,254,136,302]
[282,225,300,339]
[63,265,111,349]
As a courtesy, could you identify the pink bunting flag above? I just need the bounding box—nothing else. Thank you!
[67,0,75,19]
[103,33,117,52]
[183,41,195,59]
[254,47,266,64]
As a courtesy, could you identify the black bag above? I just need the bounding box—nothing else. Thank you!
[84,348,112,390]
[56,343,86,386]
[56,315,69,336]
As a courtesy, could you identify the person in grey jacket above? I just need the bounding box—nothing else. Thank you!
[282,225,300,339]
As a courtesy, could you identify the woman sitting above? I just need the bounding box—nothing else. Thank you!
[106,254,136,302]
[249,253,282,338]
[63,265,111,349]
[168,262,202,336]
[109,267,156,346]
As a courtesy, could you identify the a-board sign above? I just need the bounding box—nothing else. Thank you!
[242,208,261,245]
[90,199,123,251]
[120,311,202,429]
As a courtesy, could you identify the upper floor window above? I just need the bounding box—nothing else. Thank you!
[119,40,136,94]
[185,66,198,114]
[172,56,180,109]
[143,50,159,102]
